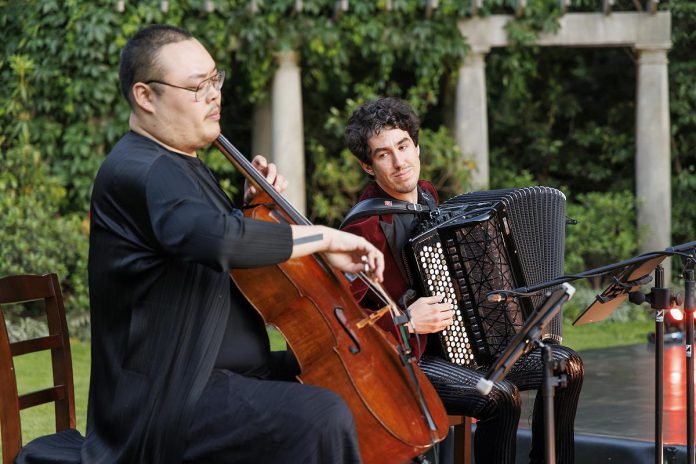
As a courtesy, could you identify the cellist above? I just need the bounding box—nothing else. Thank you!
[83,24,384,464]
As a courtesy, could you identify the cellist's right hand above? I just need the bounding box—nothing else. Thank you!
[290,225,384,282]
[322,230,385,282]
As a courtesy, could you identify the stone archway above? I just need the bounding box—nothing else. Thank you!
[454,11,672,260]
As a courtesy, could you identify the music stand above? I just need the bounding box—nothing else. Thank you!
[573,255,668,464]
[480,242,696,464]
[477,283,576,464]
[573,242,696,464]
[572,254,665,326]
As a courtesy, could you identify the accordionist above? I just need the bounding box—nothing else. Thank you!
[342,97,584,464]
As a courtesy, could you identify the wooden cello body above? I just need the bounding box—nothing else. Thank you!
[214,136,448,463]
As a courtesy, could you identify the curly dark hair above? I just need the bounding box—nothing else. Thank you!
[119,24,193,108]
[345,97,420,165]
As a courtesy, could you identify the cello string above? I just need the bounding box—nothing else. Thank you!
[352,271,420,351]
[353,271,416,325]
[353,271,440,450]
[216,134,442,457]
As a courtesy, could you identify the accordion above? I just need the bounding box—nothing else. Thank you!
[405,186,566,367]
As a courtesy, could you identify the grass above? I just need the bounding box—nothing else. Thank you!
[2,340,90,456]
[2,319,657,454]
[562,318,655,351]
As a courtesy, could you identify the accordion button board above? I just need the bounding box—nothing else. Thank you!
[406,186,566,368]
[415,240,476,365]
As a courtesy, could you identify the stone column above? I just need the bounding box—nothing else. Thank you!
[252,94,272,159]
[635,47,671,275]
[271,50,306,214]
[454,47,490,191]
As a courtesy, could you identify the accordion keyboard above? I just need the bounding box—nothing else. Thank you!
[411,233,477,366]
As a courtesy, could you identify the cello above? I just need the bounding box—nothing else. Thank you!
[213,134,449,463]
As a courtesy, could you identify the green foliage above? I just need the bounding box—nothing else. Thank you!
[1,0,129,211]
[1,0,695,336]
[565,191,641,287]
[0,53,90,333]
[490,158,538,190]
[294,3,470,221]
[418,127,473,198]
[310,145,366,225]
[487,46,636,193]
[673,168,696,247]
[562,284,650,325]
[669,0,696,248]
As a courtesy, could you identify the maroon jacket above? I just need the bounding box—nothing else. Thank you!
[342,180,439,359]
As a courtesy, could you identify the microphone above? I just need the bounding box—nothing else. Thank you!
[487,283,574,304]
[486,292,514,303]
[562,282,576,299]
[477,282,576,396]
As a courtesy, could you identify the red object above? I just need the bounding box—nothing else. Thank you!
[342,181,440,360]
[669,307,684,322]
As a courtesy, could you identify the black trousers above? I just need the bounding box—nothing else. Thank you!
[419,344,584,464]
[184,352,361,464]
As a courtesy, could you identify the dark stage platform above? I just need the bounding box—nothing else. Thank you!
[514,343,692,463]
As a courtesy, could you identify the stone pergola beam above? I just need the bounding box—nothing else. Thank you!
[458,12,671,49]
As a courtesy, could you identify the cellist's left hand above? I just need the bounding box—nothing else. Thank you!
[243,155,289,203]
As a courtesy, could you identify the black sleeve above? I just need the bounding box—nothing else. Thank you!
[145,156,292,271]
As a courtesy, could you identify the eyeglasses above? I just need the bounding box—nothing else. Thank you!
[145,70,225,102]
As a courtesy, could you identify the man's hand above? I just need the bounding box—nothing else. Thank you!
[243,155,289,203]
[407,295,454,334]
[290,226,384,282]
[322,229,385,282]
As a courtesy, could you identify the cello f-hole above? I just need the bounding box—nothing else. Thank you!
[334,307,361,354]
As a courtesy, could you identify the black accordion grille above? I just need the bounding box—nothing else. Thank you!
[407,186,566,368]
[458,218,524,351]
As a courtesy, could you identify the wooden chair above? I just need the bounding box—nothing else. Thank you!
[0,273,83,464]
[449,415,472,464]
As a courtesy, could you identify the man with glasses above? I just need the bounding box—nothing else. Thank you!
[83,25,382,463]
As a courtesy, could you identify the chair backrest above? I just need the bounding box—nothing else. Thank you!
[0,274,76,464]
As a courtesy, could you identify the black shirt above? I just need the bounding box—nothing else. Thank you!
[85,131,292,462]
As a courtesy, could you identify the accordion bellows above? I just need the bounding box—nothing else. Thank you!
[405,186,566,367]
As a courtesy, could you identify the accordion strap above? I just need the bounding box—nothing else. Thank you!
[340,198,435,229]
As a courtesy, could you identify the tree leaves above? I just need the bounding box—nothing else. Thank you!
[1,0,694,330]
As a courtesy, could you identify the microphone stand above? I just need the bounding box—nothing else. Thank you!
[629,253,695,464]
[628,265,673,464]
[477,283,576,464]
[683,260,695,464]
[540,337,564,464]
[486,242,696,463]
